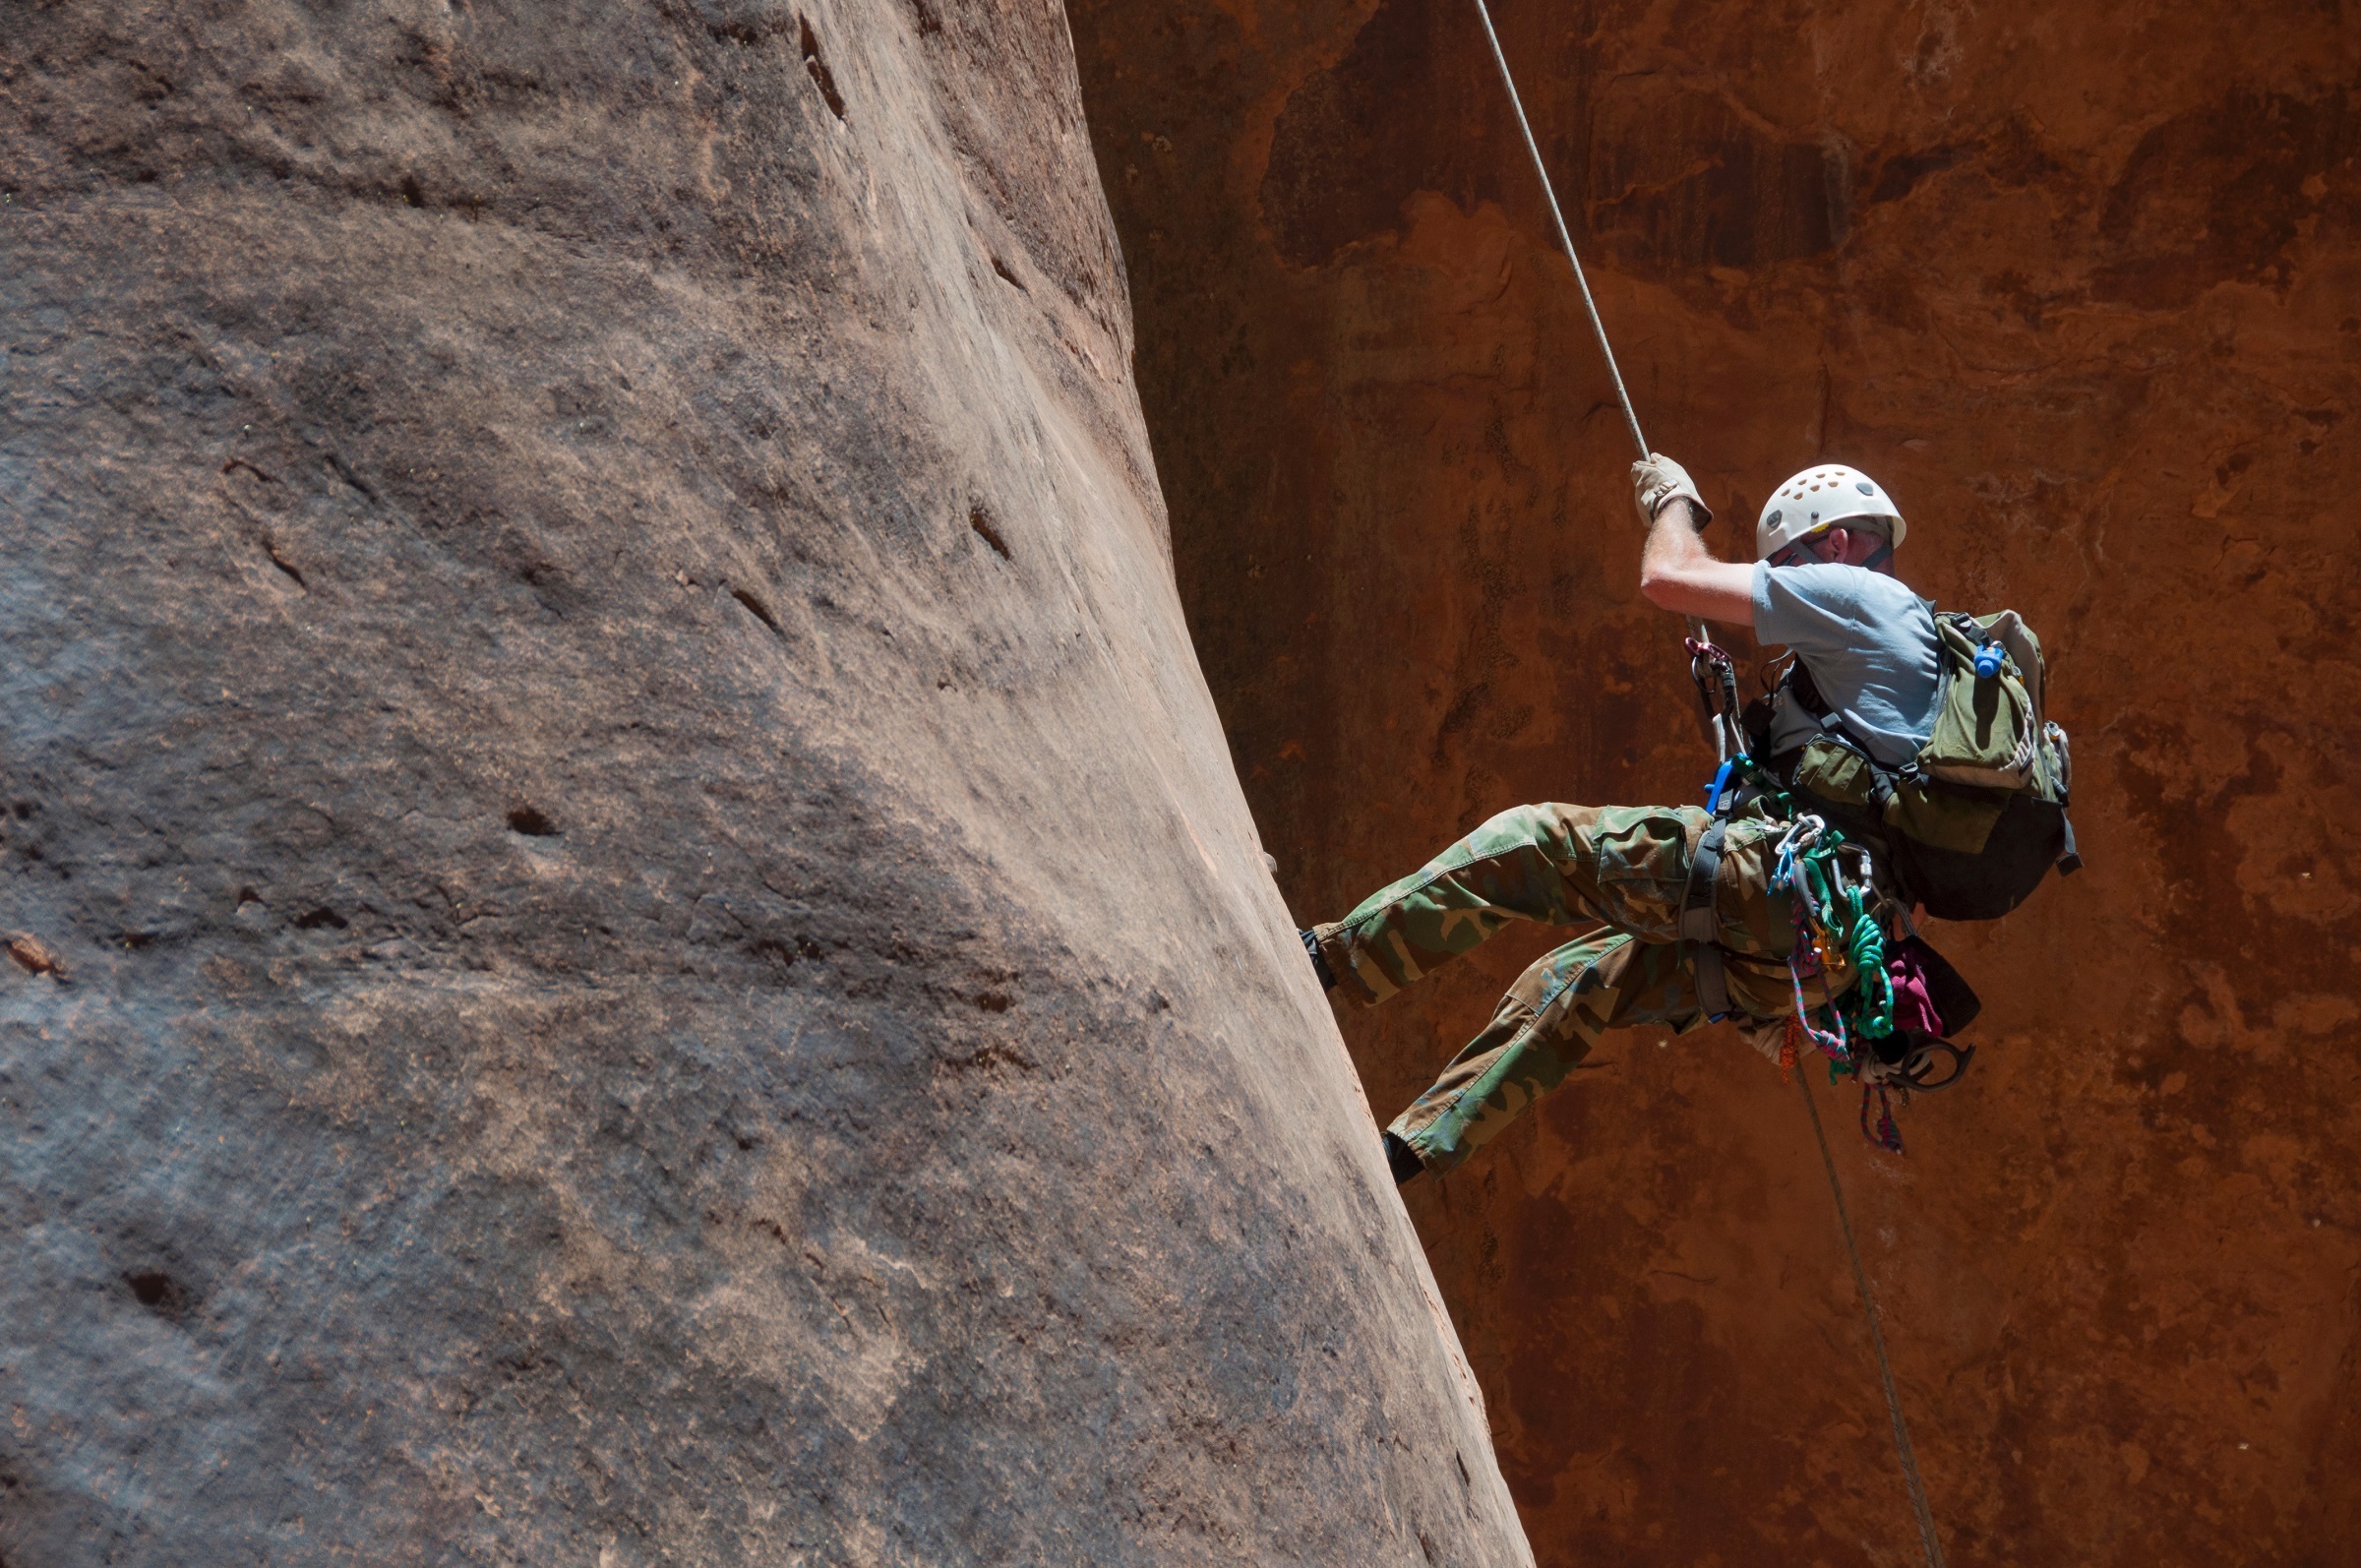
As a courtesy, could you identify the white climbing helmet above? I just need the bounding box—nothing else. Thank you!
[1756,464,1907,561]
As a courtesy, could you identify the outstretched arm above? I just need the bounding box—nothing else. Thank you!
[1629,453,1757,627]
[1640,500,1757,625]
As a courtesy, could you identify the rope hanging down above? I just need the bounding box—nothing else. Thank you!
[1465,5,1945,1563]
[1797,1072,1949,1568]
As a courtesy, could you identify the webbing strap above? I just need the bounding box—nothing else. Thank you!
[1678,819,1726,944]
[1690,942,1731,1021]
[1681,819,1731,1020]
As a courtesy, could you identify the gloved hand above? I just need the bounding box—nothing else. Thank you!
[1631,452,1712,527]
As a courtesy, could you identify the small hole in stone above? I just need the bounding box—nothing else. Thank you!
[264,540,306,588]
[990,255,1027,292]
[976,992,1011,1012]
[507,806,559,837]
[400,172,425,208]
[124,1269,192,1320]
[969,504,1010,560]
[292,906,348,930]
[731,587,783,633]
[799,17,846,119]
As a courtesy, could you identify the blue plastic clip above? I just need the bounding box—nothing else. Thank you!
[1704,758,1735,814]
[1973,640,2005,679]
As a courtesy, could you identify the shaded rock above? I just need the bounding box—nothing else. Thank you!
[0,2,1531,1563]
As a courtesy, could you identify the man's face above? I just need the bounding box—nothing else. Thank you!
[1768,525,1894,572]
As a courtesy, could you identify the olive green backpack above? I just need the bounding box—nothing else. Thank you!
[1764,610,2080,920]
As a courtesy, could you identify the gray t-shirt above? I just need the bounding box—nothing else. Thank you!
[1750,561,1943,765]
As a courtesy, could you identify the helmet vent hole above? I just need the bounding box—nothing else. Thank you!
[1857,481,1874,494]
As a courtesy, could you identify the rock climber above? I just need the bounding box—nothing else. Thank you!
[1301,454,2066,1183]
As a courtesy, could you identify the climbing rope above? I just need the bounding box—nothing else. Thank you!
[1796,1070,1950,1568]
[1465,0,1715,660]
[1467,8,1945,1561]
[1467,0,1642,458]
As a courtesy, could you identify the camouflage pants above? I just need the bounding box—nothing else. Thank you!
[1311,803,1855,1177]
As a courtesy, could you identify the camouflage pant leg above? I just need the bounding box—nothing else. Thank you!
[1314,801,1846,1004]
[1311,804,1706,1005]
[1334,802,1863,1177]
[1384,932,1703,1176]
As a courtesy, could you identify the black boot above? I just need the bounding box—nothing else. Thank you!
[1300,928,1337,992]
[1382,1131,1424,1186]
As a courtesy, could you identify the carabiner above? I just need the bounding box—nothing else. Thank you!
[1899,1039,1975,1093]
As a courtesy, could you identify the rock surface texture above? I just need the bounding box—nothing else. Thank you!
[1067,0,2361,1563]
[0,4,1534,1563]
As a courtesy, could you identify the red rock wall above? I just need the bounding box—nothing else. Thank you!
[1069,1,2361,1561]
[0,3,1535,1562]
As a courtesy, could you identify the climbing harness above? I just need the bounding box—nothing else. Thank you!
[1468,6,1950,1561]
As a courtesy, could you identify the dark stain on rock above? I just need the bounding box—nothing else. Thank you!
[2095,90,2353,309]
[1258,0,1492,268]
[1260,0,1842,272]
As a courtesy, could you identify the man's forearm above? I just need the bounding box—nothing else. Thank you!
[1642,498,1715,579]
[1638,499,1757,625]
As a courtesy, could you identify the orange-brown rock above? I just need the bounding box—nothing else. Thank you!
[1070,1,2361,1561]
[0,3,1534,1562]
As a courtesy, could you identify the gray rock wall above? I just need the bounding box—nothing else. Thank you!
[0,3,1532,1562]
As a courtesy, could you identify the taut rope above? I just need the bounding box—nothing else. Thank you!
[1464,0,1714,654]
[1466,5,1945,1561]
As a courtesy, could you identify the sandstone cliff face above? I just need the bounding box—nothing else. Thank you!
[0,4,1533,1563]
[1069,1,2361,1562]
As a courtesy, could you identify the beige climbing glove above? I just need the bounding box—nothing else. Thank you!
[1631,452,1712,527]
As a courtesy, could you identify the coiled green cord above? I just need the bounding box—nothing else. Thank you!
[1752,770,1896,1045]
